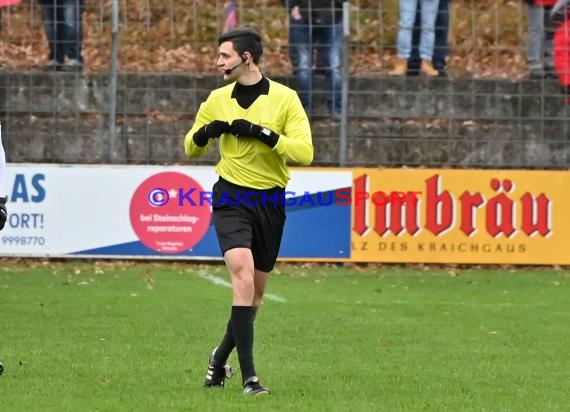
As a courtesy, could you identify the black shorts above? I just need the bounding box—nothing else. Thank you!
[212,177,286,272]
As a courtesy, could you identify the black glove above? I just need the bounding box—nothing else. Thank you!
[192,120,230,147]
[0,197,7,231]
[230,119,279,149]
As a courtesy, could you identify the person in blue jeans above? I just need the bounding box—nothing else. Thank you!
[40,0,85,71]
[284,0,343,119]
[390,0,440,76]
[407,0,451,76]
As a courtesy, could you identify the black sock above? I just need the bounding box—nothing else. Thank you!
[212,307,259,367]
[231,305,256,384]
[211,318,233,367]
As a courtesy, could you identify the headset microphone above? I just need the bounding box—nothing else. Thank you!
[224,56,247,75]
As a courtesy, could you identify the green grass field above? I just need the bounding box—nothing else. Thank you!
[0,261,569,411]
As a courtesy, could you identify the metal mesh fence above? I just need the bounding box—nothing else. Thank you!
[0,1,540,76]
[0,0,569,168]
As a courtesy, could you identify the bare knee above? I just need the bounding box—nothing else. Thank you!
[233,266,255,290]
[224,248,255,305]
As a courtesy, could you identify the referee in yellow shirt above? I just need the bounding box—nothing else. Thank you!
[184,26,313,396]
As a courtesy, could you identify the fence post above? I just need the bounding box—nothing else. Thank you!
[339,1,350,167]
[109,0,120,163]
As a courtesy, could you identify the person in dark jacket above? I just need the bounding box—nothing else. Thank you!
[284,0,343,119]
[39,0,86,71]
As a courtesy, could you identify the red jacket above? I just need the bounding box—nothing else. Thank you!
[553,18,570,103]
[535,0,556,5]
[554,19,570,84]
[0,0,20,8]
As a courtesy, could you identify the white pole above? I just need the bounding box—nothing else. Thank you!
[339,2,350,167]
[109,0,120,162]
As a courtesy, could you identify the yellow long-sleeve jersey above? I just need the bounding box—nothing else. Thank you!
[184,77,313,189]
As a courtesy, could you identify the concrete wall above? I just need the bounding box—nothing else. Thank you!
[1,72,569,168]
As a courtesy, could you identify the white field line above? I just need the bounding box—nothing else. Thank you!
[198,270,287,303]
[374,300,548,308]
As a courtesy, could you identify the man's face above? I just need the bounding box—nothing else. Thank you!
[217,41,244,80]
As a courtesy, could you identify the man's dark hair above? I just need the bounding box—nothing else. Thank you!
[218,27,263,64]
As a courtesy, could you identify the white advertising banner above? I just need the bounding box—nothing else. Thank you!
[0,164,352,259]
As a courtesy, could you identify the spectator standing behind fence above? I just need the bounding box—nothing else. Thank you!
[284,0,343,120]
[407,0,450,77]
[390,0,440,77]
[525,0,557,78]
[39,0,85,72]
